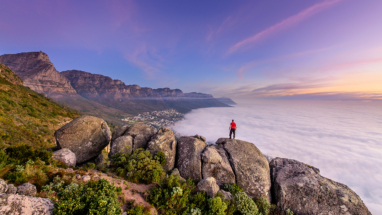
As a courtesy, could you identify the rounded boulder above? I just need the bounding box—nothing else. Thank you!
[55,116,111,164]
[52,148,76,167]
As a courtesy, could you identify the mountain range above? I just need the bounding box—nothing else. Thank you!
[0,51,231,125]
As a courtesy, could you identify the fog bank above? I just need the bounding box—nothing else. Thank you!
[173,100,382,214]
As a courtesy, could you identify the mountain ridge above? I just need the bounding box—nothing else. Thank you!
[0,51,229,121]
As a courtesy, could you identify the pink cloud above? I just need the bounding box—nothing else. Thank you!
[227,0,343,55]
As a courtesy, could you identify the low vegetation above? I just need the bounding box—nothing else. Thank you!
[0,64,80,148]
[110,148,166,184]
[53,179,122,215]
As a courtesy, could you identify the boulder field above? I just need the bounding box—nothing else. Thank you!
[49,116,371,214]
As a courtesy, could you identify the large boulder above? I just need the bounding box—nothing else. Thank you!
[147,128,177,171]
[176,136,207,182]
[52,148,76,167]
[111,124,155,151]
[216,138,271,201]
[0,194,54,215]
[109,136,133,158]
[17,183,36,197]
[270,158,371,215]
[197,177,220,198]
[55,115,111,164]
[0,179,7,194]
[6,184,17,194]
[201,145,235,185]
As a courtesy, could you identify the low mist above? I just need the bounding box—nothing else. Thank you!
[173,99,382,214]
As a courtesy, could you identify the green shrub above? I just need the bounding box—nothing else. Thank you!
[233,192,258,215]
[147,175,195,214]
[255,197,273,215]
[207,197,227,215]
[285,209,294,215]
[125,203,150,215]
[87,162,96,169]
[188,192,209,212]
[5,144,52,164]
[222,183,243,195]
[154,151,167,166]
[53,179,122,215]
[111,148,165,184]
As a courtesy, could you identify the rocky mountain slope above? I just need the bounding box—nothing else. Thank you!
[61,69,229,114]
[0,63,80,148]
[62,70,184,99]
[0,52,76,97]
[0,52,229,120]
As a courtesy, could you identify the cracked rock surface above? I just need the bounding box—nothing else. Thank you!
[216,138,271,201]
[201,145,235,185]
[147,128,177,171]
[270,157,371,215]
[176,136,207,182]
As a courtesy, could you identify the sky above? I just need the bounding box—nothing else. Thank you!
[173,100,382,214]
[1,0,382,100]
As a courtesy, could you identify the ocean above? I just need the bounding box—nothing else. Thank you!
[173,99,382,214]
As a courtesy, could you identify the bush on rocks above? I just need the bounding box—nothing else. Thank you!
[53,179,122,215]
[111,148,166,184]
[233,192,258,215]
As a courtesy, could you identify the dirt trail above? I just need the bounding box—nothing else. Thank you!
[89,170,157,214]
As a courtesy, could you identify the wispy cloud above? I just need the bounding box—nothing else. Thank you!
[206,15,235,42]
[227,0,343,55]
[124,44,163,80]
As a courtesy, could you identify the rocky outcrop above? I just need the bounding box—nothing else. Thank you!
[55,115,111,164]
[52,148,76,167]
[201,145,235,185]
[270,158,371,215]
[216,138,271,201]
[0,52,77,97]
[176,136,207,182]
[0,180,7,194]
[197,177,220,198]
[6,185,17,195]
[16,183,36,197]
[111,124,155,152]
[109,136,133,158]
[0,194,54,215]
[147,128,177,171]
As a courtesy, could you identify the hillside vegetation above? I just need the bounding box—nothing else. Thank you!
[0,64,80,148]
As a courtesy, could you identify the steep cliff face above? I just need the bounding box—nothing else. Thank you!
[0,52,77,97]
[62,70,184,99]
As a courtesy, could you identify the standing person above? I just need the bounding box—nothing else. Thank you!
[229,119,237,139]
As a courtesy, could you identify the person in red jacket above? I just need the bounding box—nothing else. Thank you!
[229,119,237,139]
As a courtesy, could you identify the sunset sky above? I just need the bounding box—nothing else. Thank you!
[1,0,381,99]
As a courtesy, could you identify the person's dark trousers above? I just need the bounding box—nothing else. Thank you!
[229,129,236,139]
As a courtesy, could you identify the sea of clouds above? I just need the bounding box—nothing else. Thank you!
[173,99,382,214]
